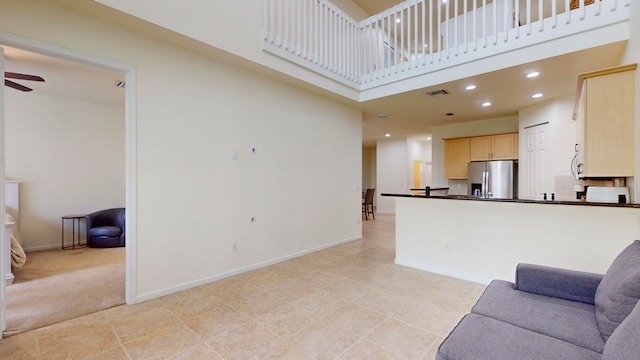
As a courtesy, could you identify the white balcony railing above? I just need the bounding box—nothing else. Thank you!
[263,0,631,90]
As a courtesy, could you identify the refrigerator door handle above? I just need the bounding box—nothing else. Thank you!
[482,171,488,198]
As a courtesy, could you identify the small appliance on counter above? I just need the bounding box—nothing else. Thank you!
[585,186,630,203]
[573,184,586,200]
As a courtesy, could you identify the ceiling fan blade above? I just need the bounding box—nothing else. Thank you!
[5,79,33,92]
[4,71,45,82]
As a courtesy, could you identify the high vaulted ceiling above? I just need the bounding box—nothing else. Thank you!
[352,0,406,16]
[2,1,628,147]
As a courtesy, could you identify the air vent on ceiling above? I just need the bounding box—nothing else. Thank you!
[425,89,449,97]
[375,113,393,120]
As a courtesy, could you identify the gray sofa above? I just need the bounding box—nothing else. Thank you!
[437,240,640,360]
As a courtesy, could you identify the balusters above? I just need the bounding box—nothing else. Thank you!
[261,0,627,89]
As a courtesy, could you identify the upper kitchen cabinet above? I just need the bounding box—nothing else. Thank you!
[469,133,518,161]
[574,64,636,178]
[445,137,470,179]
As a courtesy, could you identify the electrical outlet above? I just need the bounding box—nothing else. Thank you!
[357,218,361,225]
[232,242,238,252]
[444,242,451,252]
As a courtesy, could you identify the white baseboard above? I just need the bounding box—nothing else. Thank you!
[394,257,491,285]
[135,235,363,303]
[23,243,66,252]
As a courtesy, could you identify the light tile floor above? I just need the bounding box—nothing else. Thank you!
[0,214,485,360]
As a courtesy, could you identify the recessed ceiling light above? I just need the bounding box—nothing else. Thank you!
[385,133,391,137]
[375,113,393,120]
[465,85,476,90]
[526,71,540,78]
[482,102,492,107]
[427,137,432,141]
[396,18,401,23]
[532,93,543,98]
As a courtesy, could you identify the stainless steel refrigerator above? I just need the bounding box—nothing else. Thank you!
[468,160,518,199]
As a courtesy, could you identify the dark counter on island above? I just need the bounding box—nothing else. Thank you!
[381,193,640,209]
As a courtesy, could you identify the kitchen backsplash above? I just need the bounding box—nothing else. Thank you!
[448,176,633,201]
[554,175,631,201]
[447,180,468,195]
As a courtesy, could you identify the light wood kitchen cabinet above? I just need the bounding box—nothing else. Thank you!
[469,136,491,161]
[469,133,518,161]
[491,133,519,160]
[445,137,470,179]
[574,64,636,177]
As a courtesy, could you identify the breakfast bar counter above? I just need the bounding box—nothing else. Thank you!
[382,193,640,208]
[383,193,640,284]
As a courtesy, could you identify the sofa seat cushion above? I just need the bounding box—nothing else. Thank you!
[595,240,640,341]
[89,226,122,238]
[472,280,604,353]
[437,313,602,360]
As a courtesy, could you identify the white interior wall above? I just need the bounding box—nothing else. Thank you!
[4,92,125,250]
[362,146,373,188]
[0,48,6,334]
[395,197,640,284]
[376,138,408,214]
[624,3,640,203]
[407,139,431,188]
[518,95,576,200]
[0,0,362,300]
[547,96,579,179]
[369,146,377,192]
[95,0,361,101]
[374,138,431,214]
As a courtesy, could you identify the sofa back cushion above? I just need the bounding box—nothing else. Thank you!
[594,240,640,341]
[602,300,640,360]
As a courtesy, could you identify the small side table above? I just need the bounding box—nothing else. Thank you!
[62,215,86,250]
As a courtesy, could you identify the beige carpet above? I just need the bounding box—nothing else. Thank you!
[4,247,125,336]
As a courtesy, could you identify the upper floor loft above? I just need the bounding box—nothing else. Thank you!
[263,0,631,100]
[93,0,630,102]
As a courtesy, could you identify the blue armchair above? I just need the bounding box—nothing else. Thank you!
[85,208,125,248]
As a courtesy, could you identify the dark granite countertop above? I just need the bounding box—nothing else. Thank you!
[381,193,640,208]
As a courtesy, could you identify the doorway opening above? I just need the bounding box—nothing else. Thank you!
[0,34,137,337]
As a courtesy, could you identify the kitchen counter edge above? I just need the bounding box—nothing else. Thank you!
[380,193,640,208]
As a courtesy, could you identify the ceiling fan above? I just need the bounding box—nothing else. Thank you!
[4,71,45,92]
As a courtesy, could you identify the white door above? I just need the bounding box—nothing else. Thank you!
[0,46,6,335]
[424,162,432,186]
[524,123,548,199]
